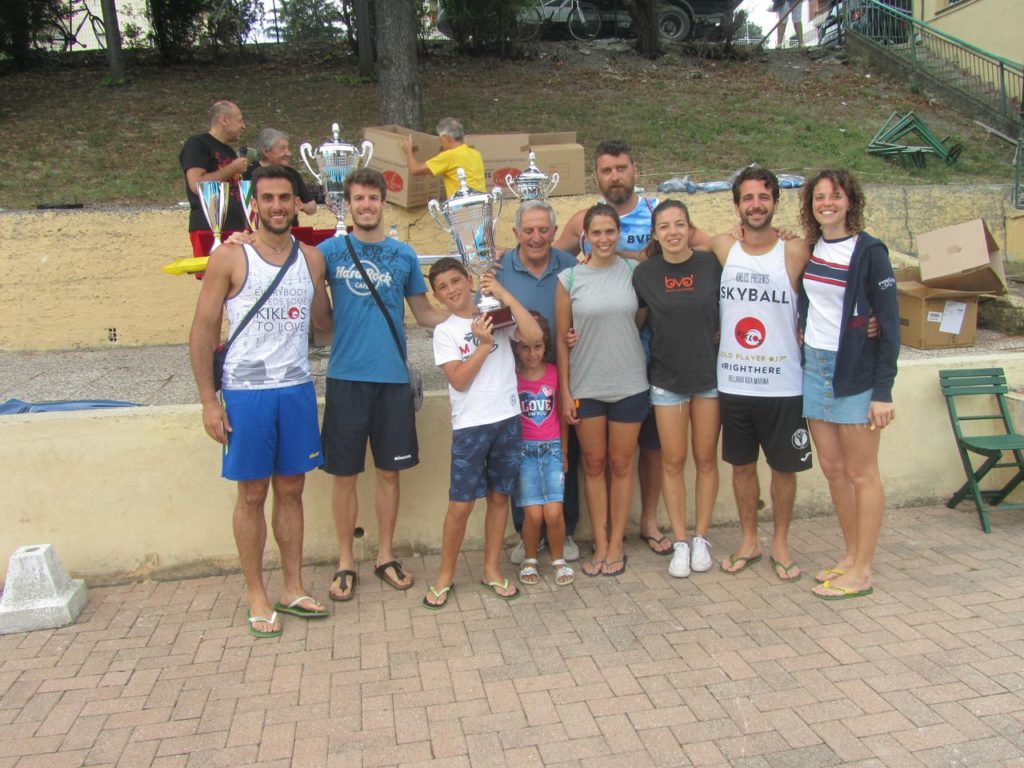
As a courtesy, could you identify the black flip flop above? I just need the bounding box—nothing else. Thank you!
[640,534,673,556]
[374,560,414,591]
[329,569,357,602]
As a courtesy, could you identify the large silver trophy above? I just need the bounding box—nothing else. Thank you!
[300,122,373,235]
[429,168,513,328]
[197,180,230,253]
[505,151,559,201]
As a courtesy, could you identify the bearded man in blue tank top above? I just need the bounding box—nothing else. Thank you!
[555,140,714,560]
[189,165,334,638]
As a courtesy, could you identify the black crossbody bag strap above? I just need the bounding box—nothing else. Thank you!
[223,239,301,353]
[345,235,408,364]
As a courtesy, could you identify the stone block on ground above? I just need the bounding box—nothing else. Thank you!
[0,544,88,635]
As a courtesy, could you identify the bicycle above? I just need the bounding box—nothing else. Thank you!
[48,0,106,52]
[516,0,602,43]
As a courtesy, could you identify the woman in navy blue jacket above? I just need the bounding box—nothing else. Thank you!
[798,169,900,601]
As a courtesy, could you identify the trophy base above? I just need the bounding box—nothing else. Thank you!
[480,304,516,329]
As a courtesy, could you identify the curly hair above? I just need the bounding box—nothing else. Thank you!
[800,169,865,243]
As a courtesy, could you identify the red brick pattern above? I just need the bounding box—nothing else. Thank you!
[2,504,1024,766]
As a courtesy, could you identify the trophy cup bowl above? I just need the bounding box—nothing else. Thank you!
[428,168,514,328]
[237,179,256,232]
[197,180,230,253]
[505,151,559,201]
[300,122,374,235]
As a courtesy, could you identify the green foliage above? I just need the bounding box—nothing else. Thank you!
[146,0,205,62]
[203,0,264,53]
[278,0,345,43]
[0,0,69,66]
[439,0,532,56]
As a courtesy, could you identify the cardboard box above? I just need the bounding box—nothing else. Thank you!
[916,218,1007,293]
[897,281,982,349]
[362,125,442,208]
[466,131,585,197]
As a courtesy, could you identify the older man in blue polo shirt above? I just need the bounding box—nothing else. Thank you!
[497,199,581,563]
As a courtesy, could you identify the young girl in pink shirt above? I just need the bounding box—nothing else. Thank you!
[514,315,573,586]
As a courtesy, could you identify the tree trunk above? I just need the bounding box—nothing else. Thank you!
[353,0,374,77]
[100,0,126,81]
[625,0,662,59]
[375,0,423,129]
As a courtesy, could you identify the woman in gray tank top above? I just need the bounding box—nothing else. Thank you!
[555,204,648,577]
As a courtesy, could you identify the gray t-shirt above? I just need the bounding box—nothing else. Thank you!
[558,258,648,402]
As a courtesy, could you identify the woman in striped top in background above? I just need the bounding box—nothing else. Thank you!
[797,169,900,601]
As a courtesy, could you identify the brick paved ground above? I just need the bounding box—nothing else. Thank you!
[2,503,1023,767]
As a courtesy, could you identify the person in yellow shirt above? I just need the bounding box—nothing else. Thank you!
[402,117,486,198]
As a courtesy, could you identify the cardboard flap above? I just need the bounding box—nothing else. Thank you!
[916,217,1007,294]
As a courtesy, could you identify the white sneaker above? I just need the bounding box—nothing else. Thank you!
[509,536,546,565]
[563,536,580,562]
[690,535,713,572]
[510,538,526,565]
[669,541,691,578]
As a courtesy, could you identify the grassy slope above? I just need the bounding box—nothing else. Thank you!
[0,44,1014,209]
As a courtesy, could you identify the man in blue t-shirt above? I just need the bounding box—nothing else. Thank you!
[320,168,449,603]
[496,200,581,564]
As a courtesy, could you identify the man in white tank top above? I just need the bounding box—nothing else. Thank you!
[707,166,811,583]
[190,166,333,638]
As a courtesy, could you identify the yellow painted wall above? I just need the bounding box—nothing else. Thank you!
[2,354,1020,585]
[0,184,1015,352]
[918,0,1023,67]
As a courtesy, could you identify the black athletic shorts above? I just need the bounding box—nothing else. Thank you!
[321,378,418,476]
[720,393,812,473]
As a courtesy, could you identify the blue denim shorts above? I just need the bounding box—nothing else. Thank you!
[802,346,872,425]
[514,439,564,507]
[649,385,718,407]
[449,415,522,502]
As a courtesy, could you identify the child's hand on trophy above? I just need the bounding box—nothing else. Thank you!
[478,271,506,301]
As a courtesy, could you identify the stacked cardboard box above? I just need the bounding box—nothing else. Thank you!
[897,218,1006,349]
[363,126,586,208]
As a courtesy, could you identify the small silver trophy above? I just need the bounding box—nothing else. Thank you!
[505,151,559,201]
[300,122,373,235]
[429,168,513,328]
[237,179,256,232]
[197,180,230,253]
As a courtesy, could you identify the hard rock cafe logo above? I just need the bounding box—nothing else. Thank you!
[735,317,766,349]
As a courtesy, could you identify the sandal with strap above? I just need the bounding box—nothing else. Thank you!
[519,558,540,585]
[552,559,574,586]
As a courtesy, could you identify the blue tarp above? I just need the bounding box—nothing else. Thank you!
[0,399,142,415]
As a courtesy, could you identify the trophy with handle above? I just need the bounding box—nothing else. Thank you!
[237,179,256,232]
[300,122,373,235]
[197,180,230,253]
[505,151,559,201]
[429,168,513,328]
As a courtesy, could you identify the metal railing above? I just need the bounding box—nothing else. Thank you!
[843,0,1023,209]
[845,0,1021,122]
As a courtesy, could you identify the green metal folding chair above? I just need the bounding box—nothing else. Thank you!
[938,368,1024,532]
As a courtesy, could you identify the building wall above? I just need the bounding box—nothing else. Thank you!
[917,0,1023,66]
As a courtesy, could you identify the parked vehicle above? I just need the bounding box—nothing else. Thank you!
[817,0,912,47]
[437,0,740,44]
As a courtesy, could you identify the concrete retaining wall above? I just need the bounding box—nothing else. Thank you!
[2,354,1021,585]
